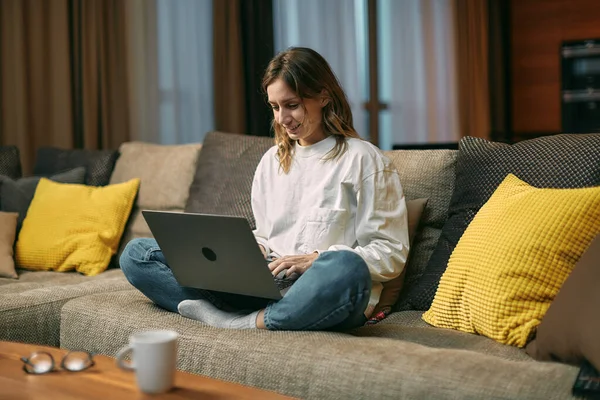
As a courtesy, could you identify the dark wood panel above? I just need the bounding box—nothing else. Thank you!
[513,85,561,131]
[512,57,559,86]
[510,0,600,135]
[511,0,562,133]
[564,0,600,39]
[512,131,562,143]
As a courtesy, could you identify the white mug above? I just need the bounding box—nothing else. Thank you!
[116,330,179,394]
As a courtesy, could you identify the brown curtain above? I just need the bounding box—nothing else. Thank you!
[213,0,274,136]
[0,0,130,173]
[455,0,491,139]
[213,0,246,134]
[0,0,74,173]
[69,0,130,150]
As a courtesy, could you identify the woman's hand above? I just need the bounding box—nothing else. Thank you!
[268,253,319,277]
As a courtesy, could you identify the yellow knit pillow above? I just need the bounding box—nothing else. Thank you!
[15,178,140,276]
[422,174,600,347]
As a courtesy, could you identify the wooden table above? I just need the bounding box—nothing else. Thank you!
[0,341,295,399]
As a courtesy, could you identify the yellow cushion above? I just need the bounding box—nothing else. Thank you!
[15,178,140,276]
[422,173,600,347]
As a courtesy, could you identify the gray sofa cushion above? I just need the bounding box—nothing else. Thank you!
[383,150,457,310]
[401,134,600,311]
[185,131,274,229]
[60,289,579,400]
[353,311,533,362]
[0,269,131,346]
[0,146,22,179]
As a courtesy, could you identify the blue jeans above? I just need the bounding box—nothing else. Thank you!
[119,238,371,331]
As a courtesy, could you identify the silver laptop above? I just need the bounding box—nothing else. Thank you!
[141,210,285,300]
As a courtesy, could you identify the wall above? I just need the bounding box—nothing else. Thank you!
[511,0,600,140]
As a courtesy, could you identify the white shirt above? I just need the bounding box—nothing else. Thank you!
[252,136,409,317]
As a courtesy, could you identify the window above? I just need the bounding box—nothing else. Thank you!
[273,0,459,149]
[156,0,214,144]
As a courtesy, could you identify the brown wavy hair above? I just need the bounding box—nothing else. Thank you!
[262,47,360,173]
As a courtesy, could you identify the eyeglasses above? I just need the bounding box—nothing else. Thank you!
[20,351,95,374]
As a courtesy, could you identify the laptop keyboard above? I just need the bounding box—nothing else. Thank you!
[273,276,297,291]
[266,256,299,291]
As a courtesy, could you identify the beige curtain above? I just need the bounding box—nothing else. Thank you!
[455,0,490,139]
[0,0,131,173]
[213,0,246,134]
[125,0,159,143]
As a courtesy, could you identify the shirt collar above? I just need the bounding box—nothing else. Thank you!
[294,136,336,158]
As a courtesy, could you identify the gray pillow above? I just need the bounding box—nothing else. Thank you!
[185,132,274,229]
[33,147,119,186]
[0,167,86,235]
[0,146,22,180]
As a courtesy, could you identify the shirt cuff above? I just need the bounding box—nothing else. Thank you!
[256,239,270,255]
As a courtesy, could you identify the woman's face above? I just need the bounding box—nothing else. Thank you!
[267,78,326,146]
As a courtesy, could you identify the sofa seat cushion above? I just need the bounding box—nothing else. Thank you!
[0,268,131,346]
[353,311,534,362]
[61,290,578,400]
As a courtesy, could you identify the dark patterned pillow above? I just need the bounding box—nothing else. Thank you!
[0,146,22,180]
[33,147,119,186]
[0,167,86,236]
[185,131,274,229]
[399,134,600,311]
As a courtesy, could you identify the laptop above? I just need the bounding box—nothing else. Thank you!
[141,210,293,300]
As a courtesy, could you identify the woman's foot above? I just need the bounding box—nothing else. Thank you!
[177,299,260,329]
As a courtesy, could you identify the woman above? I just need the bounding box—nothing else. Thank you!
[120,47,409,331]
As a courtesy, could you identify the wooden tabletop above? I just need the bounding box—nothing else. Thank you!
[0,341,295,399]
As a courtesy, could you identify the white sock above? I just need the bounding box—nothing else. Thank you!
[177,299,259,329]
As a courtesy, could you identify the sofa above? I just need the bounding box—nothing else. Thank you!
[0,131,590,399]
